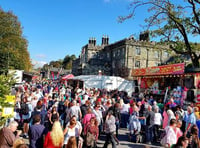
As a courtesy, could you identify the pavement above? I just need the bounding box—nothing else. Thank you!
[97,128,163,148]
[23,128,163,148]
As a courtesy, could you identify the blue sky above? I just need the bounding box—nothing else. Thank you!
[0,0,148,67]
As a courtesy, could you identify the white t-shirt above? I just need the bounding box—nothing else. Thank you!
[154,112,162,125]
[121,104,130,114]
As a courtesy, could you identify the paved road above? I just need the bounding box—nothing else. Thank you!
[23,128,163,148]
[97,128,163,148]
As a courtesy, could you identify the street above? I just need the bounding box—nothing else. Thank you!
[97,128,163,148]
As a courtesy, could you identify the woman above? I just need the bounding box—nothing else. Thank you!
[44,121,64,148]
[187,125,200,148]
[82,108,95,126]
[163,106,169,129]
[172,136,189,148]
[167,109,176,126]
[66,136,77,148]
[129,105,141,143]
[175,120,183,142]
[49,106,59,129]
[84,117,99,148]
[63,115,82,147]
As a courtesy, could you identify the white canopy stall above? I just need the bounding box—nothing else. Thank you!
[69,75,135,96]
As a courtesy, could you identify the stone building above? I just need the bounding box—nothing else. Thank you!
[72,33,173,80]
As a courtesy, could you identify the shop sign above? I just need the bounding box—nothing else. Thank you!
[132,63,185,76]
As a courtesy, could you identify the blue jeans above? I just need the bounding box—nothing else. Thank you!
[145,126,153,143]
[120,113,129,128]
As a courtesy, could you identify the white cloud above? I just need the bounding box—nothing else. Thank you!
[35,54,46,59]
[32,60,47,68]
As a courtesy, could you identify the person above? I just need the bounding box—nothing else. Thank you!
[68,100,82,121]
[129,105,141,142]
[29,114,47,148]
[84,117,99,148]
[175,120,183,142]
[20,96,33,138]
[80,100,90,118]
[82,108,95,126]
[103,110,116,148]
[93,104,103,135]
[163,106,169,129]
[144,105,155,144]
[184,106,196,137]
[13,138,26,148]
[49,106,59,130]
[167,109,176,126]
[66,136,77,148]
[109,102,121,138]
[187,125,200,148]
[0,120,22,148]
[161,119,177,148]
[172,136,189,148]
[15,144,29,148]
[43,121,64,148]
[153,107,162,142]
[63,115,82,147]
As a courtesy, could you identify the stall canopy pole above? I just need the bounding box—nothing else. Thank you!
[164,87,169,103]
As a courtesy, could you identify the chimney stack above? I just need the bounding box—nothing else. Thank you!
[93,38,96,46]
[102,35,105,45]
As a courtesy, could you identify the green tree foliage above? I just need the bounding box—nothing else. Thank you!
[0,74,15,126]
[0,8,31,73]
[119,0,200,67]
[62,54,76,69]
[49,60,62,68]
[41,55,76,71]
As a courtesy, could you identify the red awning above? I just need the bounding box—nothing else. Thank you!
[62,74,74,80]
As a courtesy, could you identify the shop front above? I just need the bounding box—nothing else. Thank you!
[131,63,189,103]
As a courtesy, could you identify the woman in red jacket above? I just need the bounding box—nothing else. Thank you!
[44,121,64,148]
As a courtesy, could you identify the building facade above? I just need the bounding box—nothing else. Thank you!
[72,33,173,80]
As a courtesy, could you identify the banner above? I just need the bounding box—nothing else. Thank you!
[2,107,14,117]
[132,63,185,76]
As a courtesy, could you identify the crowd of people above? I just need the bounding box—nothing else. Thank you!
[0,79,200,148]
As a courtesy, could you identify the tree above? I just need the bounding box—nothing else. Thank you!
[119,0,200,67]
[62,54,76,69]
[0,74,15,126]
[0,8,32,73]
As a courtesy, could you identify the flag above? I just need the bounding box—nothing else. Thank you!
[51,72,54,80]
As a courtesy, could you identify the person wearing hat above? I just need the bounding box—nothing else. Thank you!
[103,110,116,148]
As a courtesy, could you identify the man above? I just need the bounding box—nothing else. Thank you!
[184,106,196,137]
[80,100,90,118]
[29,114,47,148]
[103,110,116,148]
[69,100,82,121]
[0,121,22,148]
[143,105,155,144]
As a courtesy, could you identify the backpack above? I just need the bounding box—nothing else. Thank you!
[20,103,29,115]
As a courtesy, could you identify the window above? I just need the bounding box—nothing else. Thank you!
[155,51,159,58]
[135,47,141,55]
[164,51,169,57]
[113,52,115,58]
[107,52,110,58]
[135,61,140,68]
[117,50,120,56]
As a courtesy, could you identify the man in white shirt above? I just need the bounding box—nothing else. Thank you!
[69,100,82,121]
